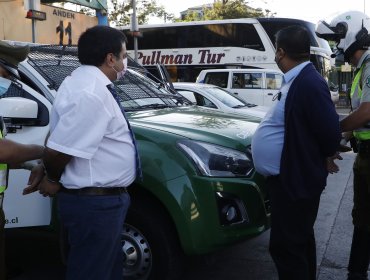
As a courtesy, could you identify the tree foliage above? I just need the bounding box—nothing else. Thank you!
[79,7,95,16]
[108,0,174,26]
[178,0,275,22]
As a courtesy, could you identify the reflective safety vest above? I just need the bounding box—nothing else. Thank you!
[350,63,370,140]
[0,122,7,194]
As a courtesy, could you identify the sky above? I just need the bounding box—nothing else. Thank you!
[154,0,369,25]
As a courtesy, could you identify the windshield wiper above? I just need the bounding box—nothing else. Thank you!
[137,104,170,110]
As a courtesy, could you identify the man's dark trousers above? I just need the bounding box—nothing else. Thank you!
[268,176,321,280]
[0,208,5,280]
[57,191,130,280]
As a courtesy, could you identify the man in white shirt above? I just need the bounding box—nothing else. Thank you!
[34,26,137,280]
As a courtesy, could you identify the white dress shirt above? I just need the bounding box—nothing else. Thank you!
[47,65,136,188]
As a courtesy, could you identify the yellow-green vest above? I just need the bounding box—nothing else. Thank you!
[350,64,370,140]
[0,126,7,194]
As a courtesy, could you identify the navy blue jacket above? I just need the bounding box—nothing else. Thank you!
[280,63,341,200]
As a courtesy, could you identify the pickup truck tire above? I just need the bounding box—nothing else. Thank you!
[123,197,185,280]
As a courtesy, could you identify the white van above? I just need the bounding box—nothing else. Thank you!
[196,68,283,107]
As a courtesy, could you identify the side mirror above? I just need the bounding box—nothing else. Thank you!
[0,97,38,125]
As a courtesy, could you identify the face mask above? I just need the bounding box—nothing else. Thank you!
[113,57,128,80]
[274,49,284,72]
[0,77,11,96]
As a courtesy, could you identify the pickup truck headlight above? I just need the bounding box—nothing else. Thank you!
[177,140,253,177]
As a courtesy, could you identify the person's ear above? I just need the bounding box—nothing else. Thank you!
[277,47,285,58]
[105,53,116,67]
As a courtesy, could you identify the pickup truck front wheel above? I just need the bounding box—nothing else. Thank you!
[123,200,185,280]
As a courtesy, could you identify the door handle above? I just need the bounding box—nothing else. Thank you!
[233,92,238,95]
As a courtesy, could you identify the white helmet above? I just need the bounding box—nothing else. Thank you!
[316,11,370,61]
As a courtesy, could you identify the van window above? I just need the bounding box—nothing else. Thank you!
[266,73,283,90]
[232,74,245,88]
[204,72,228,88]
[233,73,262,89]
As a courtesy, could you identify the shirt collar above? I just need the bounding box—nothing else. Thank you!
[282,61,310,85]
[78,65,113,87]
[356,50,370,69]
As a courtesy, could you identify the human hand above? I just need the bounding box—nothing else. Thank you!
[326,152,343,174]
[339,133,353,152]
[342,131,353,141]
[23,164,45,195]
[338,142,352,152]
[38,176,61,197]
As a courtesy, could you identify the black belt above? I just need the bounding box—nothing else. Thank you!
[60,186,128,196]
[359,139,370,144]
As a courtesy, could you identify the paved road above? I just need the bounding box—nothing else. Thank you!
[6,151,357,280]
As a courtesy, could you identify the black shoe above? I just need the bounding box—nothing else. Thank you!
[6,267,24,280]
[348,227,370,279]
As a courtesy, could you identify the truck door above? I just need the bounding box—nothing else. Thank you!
[1,80,52,228]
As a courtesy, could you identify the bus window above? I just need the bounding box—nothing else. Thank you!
[130,23,265,51]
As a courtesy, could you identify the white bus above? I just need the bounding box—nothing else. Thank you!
[118,18,334,84]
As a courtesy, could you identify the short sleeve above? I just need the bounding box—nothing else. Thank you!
[361,62,370,103]
[47,90,112,159]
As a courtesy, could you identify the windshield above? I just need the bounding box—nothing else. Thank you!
[258,18,332,53]
[202,86,257,108]
[26,45,189,111]
[27,45,80,91]
[115,70,189,111]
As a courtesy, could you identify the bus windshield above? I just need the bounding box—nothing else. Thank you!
[257,18,332,52]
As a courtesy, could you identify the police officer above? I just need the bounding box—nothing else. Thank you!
[0,40,45,280]
[317,11,370,280]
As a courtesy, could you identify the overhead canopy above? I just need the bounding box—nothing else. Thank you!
[41,0,107,11]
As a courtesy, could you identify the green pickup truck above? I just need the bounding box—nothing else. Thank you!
[3,45,270,280]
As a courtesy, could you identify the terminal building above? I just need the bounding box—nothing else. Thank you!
[0,0,106,44]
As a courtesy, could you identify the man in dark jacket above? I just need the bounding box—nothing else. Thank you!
[252,25,341,280]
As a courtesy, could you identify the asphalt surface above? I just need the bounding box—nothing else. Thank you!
[5,108,358,280]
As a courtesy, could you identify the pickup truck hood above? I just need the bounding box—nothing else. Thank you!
[236,105,269,119]
[128,106,259,148]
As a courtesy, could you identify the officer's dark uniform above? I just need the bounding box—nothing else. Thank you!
[347,50,370,280]
[0,40,30,280]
